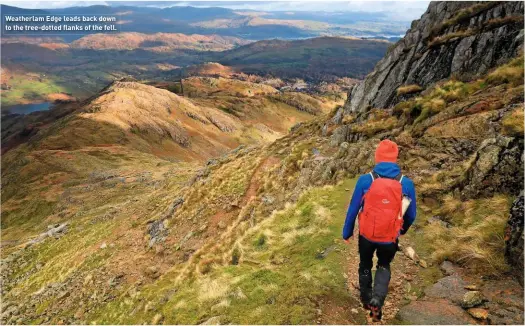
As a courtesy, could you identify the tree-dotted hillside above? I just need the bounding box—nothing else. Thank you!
[1,35,388,106]
[70,33,250,52]
[217,36,390,81]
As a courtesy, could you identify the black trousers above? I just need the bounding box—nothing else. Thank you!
[358,235,398,307]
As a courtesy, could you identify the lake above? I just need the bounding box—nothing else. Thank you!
[2,102,53,115]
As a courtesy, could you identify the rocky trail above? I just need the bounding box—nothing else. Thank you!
[326,235,525,325]
[396,259,525,325]
[337,237,421,325]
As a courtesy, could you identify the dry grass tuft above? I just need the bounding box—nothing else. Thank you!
[314,205,332,225]
[484,15,524,30]
[428,30,475,47]
[421,195,512,275]
[501,107,524,137]
[350,109,398,136]
[422,98,446,113]
[198,277,231,302]
[397,84,423,96]
[487,56,524,87]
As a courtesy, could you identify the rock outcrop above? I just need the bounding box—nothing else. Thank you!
[344,1,524,113]
[505,192,524,284]
[397,266,525,325]
[461,136,524,198]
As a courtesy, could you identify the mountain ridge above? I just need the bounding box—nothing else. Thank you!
[0,4,411,41]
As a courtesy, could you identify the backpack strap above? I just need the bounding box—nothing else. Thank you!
[371,171,403,182]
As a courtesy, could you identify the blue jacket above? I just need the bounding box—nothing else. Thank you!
[342,162,417,242]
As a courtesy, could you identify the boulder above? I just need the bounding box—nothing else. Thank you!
[488,306,524,325]
[29,223,69,245]
[481,279,524,311]
[461,137,524,198]
[461,291,484,308]
[468,308,488,320]
[425,275,467,304]
[439,261,457,276]
[396,299,476,325]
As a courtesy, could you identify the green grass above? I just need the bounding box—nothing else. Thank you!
[88,178,364,324]
[0,199,57,230]
[1,76,67,106]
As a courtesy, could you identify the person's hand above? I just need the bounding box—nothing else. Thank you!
[343,237,353,244]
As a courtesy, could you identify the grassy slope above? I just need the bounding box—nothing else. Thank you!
[1,77,338,245]
[182,77,341,144]
[91,179,365,325]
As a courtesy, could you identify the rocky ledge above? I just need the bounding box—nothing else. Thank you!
[345,1,524,113]
[396,260,524,325]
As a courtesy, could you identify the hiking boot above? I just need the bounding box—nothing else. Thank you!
[369,298,383,322]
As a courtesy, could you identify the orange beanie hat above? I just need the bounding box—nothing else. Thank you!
[375,139,398,163]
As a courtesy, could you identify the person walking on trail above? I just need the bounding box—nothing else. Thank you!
[342,139,417,322]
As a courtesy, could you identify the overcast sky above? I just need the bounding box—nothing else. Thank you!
[1,0,430,20]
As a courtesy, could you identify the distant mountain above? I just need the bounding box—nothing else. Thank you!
[0,4,410,40]
[159,6,238,22]
[0,4,48,15]
[215,36,390,80]
[1,35,389,105]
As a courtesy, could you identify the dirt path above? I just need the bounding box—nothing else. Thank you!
[174,155,281,282]
[242,155,280,205]
[339,238,421,324]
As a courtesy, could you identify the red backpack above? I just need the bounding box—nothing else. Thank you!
[359,171,404,242]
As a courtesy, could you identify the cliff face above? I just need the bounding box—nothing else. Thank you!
[345,1,524,113]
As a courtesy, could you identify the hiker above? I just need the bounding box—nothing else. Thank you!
[342,139,416,321]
